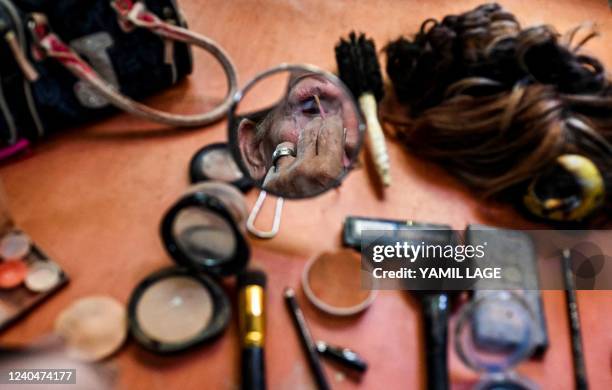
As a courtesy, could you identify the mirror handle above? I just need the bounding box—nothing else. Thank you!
[246,191,284,239]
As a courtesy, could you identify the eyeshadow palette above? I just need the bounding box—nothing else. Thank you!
[0,230,69,333]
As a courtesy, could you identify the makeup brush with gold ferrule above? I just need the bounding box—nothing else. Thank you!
[238,270,267,390]
[335,32,391,187]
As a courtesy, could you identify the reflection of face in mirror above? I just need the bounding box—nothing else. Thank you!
[236,73,360,198]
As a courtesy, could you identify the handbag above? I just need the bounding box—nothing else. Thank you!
[0,0,237,153]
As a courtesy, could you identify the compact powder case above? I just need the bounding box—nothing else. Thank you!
[302,249,377,316]
[128,182,250,353]
[128,267,231,353]
[189,142,253,192]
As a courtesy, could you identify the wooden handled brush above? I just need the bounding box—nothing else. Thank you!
[335,32,391,187]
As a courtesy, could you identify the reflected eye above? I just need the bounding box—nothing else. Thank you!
[299,97,319,115]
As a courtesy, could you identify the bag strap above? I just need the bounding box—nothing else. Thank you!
[28,0,238,127]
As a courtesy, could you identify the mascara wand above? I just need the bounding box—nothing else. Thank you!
[335,32,391,187]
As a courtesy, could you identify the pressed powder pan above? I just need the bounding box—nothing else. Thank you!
[128,267,231,353]
[189,143,253,192]
[0,260,28,289]
[128,182,250,353]
[55,295,127,362]
[24,261,61,292]
[0,231,31,260]
[302,249,377,316]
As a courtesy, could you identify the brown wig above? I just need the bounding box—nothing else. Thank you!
[384,3,612,218]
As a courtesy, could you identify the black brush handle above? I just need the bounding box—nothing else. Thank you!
[562,250,589,390]
[421,293,450,390]
[241,346,266,390]
[284,289,330,390]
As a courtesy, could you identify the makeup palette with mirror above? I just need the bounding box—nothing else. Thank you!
[128,181,250,353]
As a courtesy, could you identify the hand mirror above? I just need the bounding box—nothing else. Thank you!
[228,64,365,199]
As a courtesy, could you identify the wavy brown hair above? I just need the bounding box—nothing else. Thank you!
[384,3,612,208]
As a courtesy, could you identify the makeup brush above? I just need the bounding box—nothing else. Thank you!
[415,292,450,390]
[238,270,267,390]
[561,249,589,390]
[406,226,456,390]
[284,287,329,390]
[335,32,391,187]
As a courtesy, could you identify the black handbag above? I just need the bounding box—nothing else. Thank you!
[0,0,237,154]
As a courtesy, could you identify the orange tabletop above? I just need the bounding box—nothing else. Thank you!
[1,0,612,389]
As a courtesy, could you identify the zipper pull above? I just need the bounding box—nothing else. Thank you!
[4,30,39,82]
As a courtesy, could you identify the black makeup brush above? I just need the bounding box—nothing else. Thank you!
[335,32,391,187]
[561,249,589,390]
[406,226,456,390]
[415,292,450,390]
[238,270,267,390]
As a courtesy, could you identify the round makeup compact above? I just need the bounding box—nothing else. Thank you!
[128,267,230,353]
[302,249,377,316]
[55,295,127,362]
[189,143,253,192]
[162,181,249,274]
[128,181,250,353]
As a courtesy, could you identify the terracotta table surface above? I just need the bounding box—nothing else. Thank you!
[1,0,612,389]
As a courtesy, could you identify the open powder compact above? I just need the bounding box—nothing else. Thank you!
[128,182,250,353]
[302,249,377,316]
[189,143,253,192]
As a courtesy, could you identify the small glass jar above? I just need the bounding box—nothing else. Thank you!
[454,291,539,390]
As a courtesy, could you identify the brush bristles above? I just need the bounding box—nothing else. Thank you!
[335,32,384,102]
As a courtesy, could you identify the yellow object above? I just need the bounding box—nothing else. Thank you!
[239,285,265,347]
[524,154,605,221]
